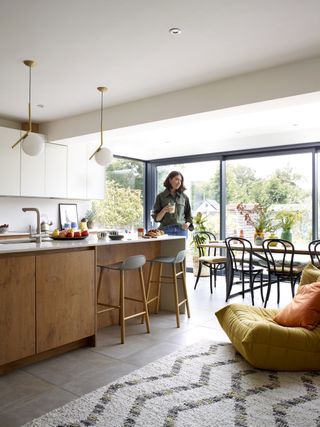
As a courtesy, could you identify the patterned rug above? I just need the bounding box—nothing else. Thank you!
[23,342,320,427]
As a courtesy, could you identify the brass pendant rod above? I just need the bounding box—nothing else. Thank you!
[89,86,107,160]
[28,63,32,132]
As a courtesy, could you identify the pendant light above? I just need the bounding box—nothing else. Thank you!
[12,60,45,156]
[89,86,113,166]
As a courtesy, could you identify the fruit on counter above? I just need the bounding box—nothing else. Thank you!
[65,228,74,238]
[74,231,81,238]
[52,228,60,238]
[81,229,89,237]
[59,230,67,238]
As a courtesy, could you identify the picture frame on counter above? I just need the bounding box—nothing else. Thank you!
[59,203,78,229]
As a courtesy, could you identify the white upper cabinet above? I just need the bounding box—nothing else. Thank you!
[45,143,67,198]
[67,140,87,199]
[0,127,21,196]
[86,141,106,200]
[20,140,46,197]
[0,126,106,200]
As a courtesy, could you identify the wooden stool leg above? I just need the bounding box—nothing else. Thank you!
[97,267,104,305]
[156,263,162,313]
[172,264,180,328]
[181,261,190,318]
[139,267,150,334]
[120,270,125,344]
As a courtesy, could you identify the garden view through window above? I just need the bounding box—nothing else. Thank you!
[92,158,145,232]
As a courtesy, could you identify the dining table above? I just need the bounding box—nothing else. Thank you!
[199,240,311,301]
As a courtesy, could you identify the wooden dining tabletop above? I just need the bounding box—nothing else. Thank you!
[199,240,311,256]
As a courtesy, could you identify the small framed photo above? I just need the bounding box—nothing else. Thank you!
[59,203,78,229]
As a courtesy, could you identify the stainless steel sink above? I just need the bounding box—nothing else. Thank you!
[0,238,52,244]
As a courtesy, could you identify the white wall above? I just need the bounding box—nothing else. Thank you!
[41,56,320,142]
[0,197,91,232]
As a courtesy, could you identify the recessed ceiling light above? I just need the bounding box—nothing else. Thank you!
[292,123,298,126]
[169,28,182,35]
[36,104,44,108]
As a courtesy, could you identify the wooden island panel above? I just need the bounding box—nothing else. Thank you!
[36,249,96,353]
[0,255,35,365]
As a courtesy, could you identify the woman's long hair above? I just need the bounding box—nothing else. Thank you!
[163,171,186,193]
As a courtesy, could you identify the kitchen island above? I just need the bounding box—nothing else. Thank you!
[0,235,185,374]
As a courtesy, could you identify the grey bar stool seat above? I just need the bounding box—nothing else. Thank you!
[147,249,190,328]
[97,255,150,344]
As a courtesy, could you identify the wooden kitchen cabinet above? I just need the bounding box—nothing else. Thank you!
[36,249,95,353]
[0,126,21,196]
[0,256,36,366]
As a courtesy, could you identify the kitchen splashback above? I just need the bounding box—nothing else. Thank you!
[0,197,91,232]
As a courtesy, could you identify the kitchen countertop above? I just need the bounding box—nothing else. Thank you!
[0,235,184,255]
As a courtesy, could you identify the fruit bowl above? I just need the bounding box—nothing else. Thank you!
[50,236,88,241]
[108,234,124,241]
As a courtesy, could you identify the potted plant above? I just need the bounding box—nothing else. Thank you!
[84,208,96,229]
[274,209,302,242]
[236,202,273,245]
[191,212,211,276]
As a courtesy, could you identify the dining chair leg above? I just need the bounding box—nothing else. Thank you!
[264,277,272,308]
[209,265,213,294]
[260,272,264,302]
[225,270,234,302]
[277,278,280,305]
[194,262,202,289]
[249,271,254,306]
[213,266,217,288]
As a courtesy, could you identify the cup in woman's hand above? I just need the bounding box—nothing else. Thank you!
[168,203,175,214]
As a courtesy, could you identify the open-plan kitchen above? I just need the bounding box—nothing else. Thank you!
[1,1,320,426]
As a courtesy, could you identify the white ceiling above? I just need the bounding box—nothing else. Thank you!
[2,0,320,159]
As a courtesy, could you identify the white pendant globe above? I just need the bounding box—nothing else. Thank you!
[95,146,113,166]
[22,132,45,156]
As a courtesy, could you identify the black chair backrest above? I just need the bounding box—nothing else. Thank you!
[262,238,295,276]
[308,239,320,267]
[193,231,217,257]
[225,237,253,273]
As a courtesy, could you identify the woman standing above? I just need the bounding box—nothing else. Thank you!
[152,171,193,237]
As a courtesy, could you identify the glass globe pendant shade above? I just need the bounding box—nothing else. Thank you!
[21,132,45,156]
[94,146,113,166]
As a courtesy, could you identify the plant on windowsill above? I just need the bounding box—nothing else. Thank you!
[274,209,303,242]
[84,208,96,229]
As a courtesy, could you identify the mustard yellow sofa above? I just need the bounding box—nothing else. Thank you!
[215,303,320,371]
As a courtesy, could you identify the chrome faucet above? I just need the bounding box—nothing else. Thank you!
[22,208,42,243]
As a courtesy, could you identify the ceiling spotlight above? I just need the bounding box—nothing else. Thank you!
[89,86,113,167]
[169,27,182,35]
[12,60,45,156]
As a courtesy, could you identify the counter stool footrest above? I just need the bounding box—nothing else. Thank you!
[125,311,148,321]
[124,296,145,303]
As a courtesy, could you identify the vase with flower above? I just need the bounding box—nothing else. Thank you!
[274,209,302,243]
[236,202,273,245]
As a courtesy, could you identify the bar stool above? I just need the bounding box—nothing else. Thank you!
[146,249,190,328]
[97,255,150,344]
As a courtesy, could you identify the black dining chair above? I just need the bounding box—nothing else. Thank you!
[308,239,320,267]
[193,231,227,294]
[225,237,264,306]
[262,238,303,308]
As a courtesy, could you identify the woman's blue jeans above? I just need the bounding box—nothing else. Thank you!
[163,225,188,237]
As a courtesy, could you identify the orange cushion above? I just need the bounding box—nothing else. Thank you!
[274,282,320,330]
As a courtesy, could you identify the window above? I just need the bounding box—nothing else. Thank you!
[225,153,312,244]
[93,158,145,230]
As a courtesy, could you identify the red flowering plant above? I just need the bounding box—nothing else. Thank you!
[236,202,273,232]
